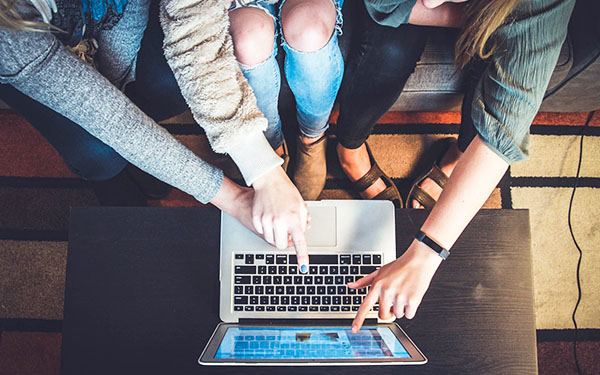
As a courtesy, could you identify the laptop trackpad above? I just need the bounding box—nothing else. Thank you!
[306,206,336,247]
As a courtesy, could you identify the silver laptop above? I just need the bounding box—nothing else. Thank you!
[200,200,427,365]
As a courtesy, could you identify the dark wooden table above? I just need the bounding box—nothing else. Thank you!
[61,207,537,374]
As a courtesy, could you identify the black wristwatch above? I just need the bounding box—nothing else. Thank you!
[415,230,450,260]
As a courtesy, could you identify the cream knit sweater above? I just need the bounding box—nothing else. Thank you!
[160,0,282,185]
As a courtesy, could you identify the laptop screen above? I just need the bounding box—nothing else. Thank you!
[214,326,410,360]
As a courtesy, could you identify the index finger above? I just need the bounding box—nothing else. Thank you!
[290,225,309,274]
[351,287,379,333]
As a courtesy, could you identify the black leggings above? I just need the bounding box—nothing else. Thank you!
[336,1,483,152]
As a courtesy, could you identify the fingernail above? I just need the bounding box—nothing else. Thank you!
[300,264,308,274]
[352,325,358,333]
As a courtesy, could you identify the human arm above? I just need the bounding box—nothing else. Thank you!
[159,0,309,267]
[408,0,466,28]
[350,136,508,331]
[350,0,575,329]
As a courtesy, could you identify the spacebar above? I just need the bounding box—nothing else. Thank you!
[289,254,338,264]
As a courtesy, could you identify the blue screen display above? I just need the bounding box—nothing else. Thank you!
[214,326,410,360]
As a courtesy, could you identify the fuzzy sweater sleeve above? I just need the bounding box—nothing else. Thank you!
[159,0,282,185]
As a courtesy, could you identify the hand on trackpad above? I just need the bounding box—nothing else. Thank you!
[305,206,337,247]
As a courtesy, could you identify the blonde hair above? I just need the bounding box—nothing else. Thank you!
[455,0,522,69]
[1,0,59,31]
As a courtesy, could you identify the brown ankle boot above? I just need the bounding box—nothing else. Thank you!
[292,135,327,200]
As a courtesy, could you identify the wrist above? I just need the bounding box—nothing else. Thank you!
[251,166,286,190]
[407,239,444,268]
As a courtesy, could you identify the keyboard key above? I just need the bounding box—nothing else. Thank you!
[235,276,251,284]
[245,254,254,264]
[322,296,331,305]
[291,296,300,305]
[337,286,346,295]
[343,296,351,305]
[255,285,264,294]
[244,286,253,294]
[340,255,351,264]
[266,286,274,294]
[325,276,334,285]
[320,306,330,312]
[352,255,362,264]
[307,286,316,294]
[373,254,382,264]
[314,276,323,284]
[304,276,313,284]
[256,254,265,260]
[234,306,243,311]
[273,276,282,284]
[258,266,267,274]
[319,266,329,274]
[311,296,321,305]
[267,306,276,311]
[250,296,258,304]
[270,296,279,305]
[296,286,305,295]
[283,276,292,284]
[361,266,378,275]
[352,306,359,311]
[288,306,298,311]
[335,276,344,285]
[330,266,339,274]
[277,306,286,311]
[341,306,350,312]
[301,296,310,305]
[263,275,272,284]
[331,306,340,312]
[289,266,297,275]
[340,266,349,275]
[345,276,354,284]
[353,296,363,305]
[252,276,261,284]
[363,255,372,264]
[350,266,359,274]
[235,254,244,260]
[293,276,303,284]
[299,306,308,312]
[373,305,379,311]
[234,286,243,294]
[281,296,289,305]
[348,288,357,295]
[233,266,256,275]
[317,286,326,295]
[286,286,294,295]
[276,255,287,264]
[309,306,318,312]
[309,266,318,275]
[260,296,269,305]
[358,288,367,295]
[333,296,341,305]
[256,306,265,311]
[276,286,284,294]
[327,286,336,294]
[268,266,277,275]
[266,254,275,264]
[279,266,288,274]
[234,296,248,304]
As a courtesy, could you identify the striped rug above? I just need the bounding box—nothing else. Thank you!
[1,109,598,374]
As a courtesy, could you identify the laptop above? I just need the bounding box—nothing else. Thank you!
[199,200,427,365]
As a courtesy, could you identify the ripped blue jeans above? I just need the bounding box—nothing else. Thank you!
[232,0,344,149]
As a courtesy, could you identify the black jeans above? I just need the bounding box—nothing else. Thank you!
[335,1,428,149]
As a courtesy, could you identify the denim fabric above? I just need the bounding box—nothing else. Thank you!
[336,1,427,149]
[236,0,344,148]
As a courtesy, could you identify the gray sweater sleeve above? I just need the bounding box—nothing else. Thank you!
[470,0,575,164]
[0,27,224,203]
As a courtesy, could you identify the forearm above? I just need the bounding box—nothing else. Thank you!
[420,135,509,250]
[408,0,466,28]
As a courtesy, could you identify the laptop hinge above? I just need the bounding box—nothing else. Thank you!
[238,318,376,326]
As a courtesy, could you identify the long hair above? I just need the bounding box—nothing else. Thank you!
[1,0,59,31]
[455,0,522,69]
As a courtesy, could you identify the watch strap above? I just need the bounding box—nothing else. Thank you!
[415,230,450,260]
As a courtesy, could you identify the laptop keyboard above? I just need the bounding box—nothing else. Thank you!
[233,253,382,313]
